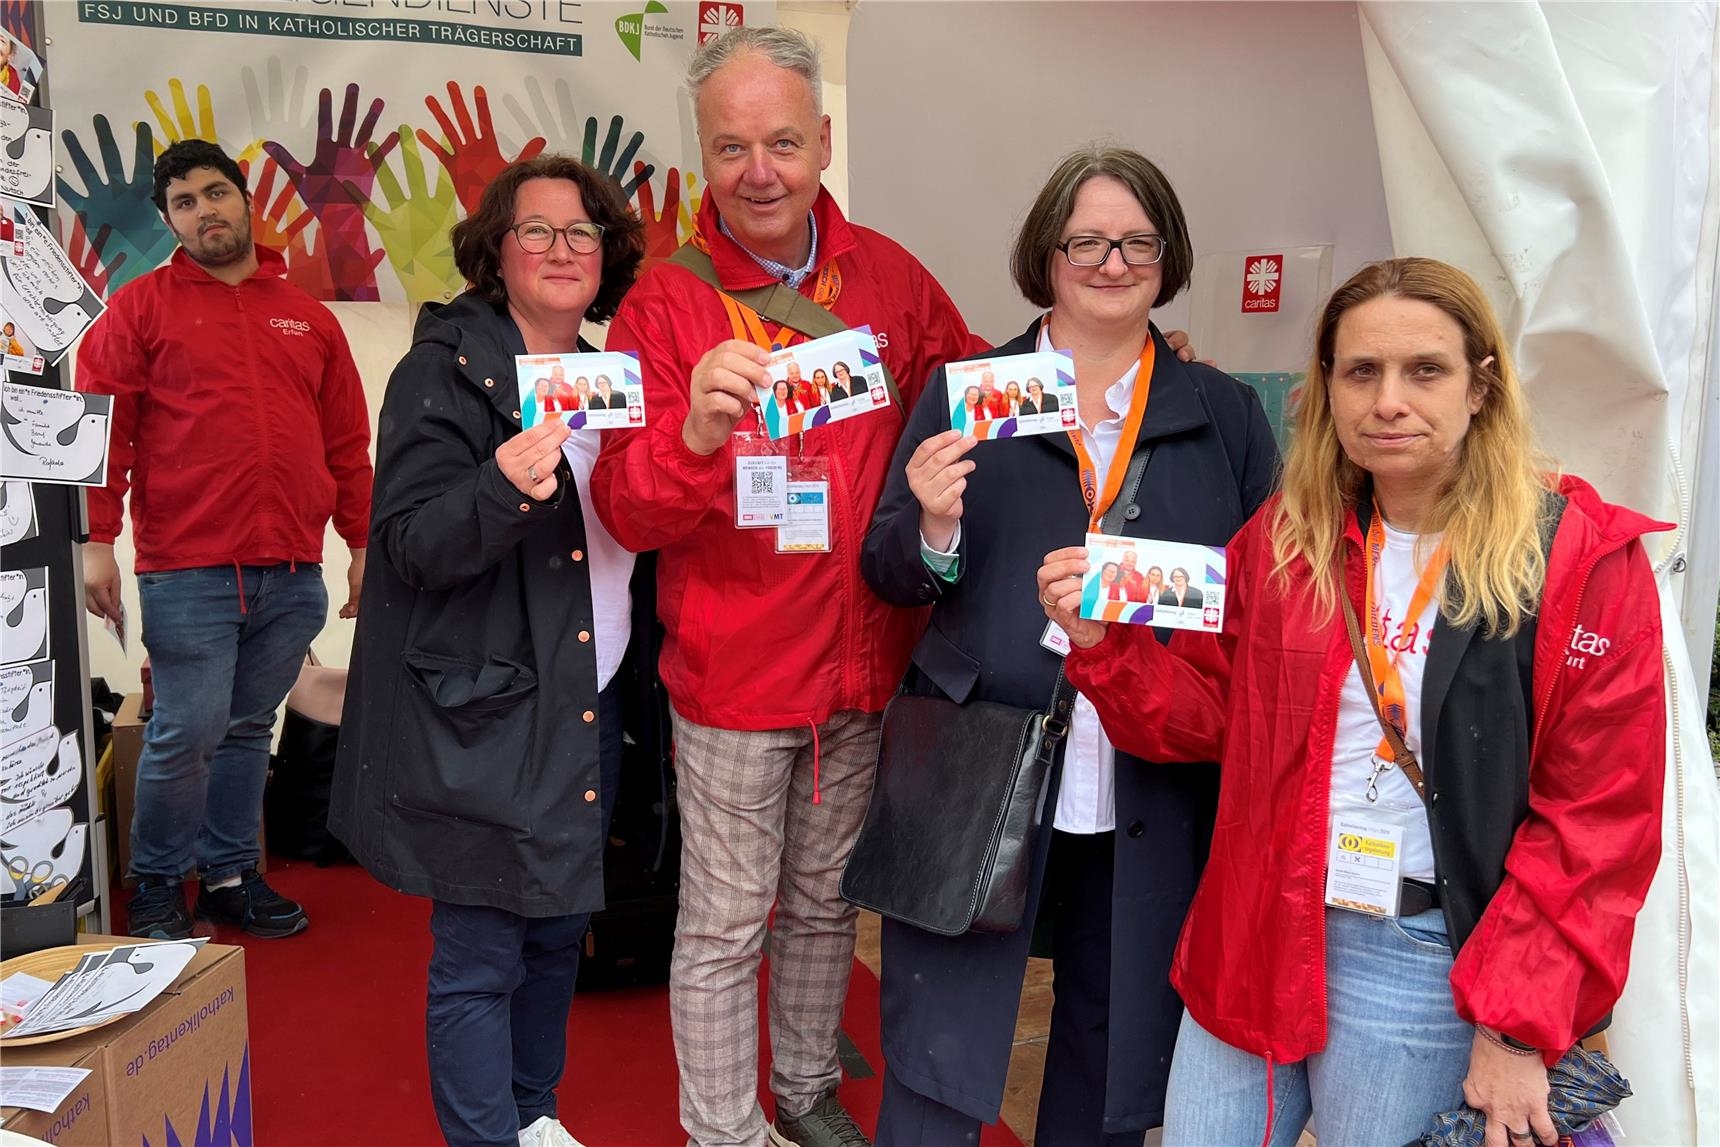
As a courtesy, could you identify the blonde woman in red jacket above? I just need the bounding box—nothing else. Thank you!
[1037,258,1667,1147]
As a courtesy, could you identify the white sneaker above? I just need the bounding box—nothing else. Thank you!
[518,1116,586,1147]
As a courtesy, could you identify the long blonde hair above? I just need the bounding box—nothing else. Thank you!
[1269,258,1553,636]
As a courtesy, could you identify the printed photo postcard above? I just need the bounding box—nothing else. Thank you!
[755,326,890,440]
[1079,533,1227,633]
[946,351,1077,440]
[516,351,644,432]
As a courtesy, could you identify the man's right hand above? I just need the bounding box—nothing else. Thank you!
[683,339,771,456]
[83,542,123,624]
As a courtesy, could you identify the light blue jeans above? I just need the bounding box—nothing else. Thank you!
[131,563,327,883]
[1163,907,1472,1147]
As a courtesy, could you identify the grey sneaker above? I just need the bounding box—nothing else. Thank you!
[768,1090,870,1147]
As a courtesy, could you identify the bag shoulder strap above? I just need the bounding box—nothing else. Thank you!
[668,243,904,408]
[1043,443,1156,747]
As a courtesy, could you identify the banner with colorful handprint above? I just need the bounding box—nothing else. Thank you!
[47,0,770,305]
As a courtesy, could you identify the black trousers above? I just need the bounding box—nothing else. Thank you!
[876,830,1139,1147]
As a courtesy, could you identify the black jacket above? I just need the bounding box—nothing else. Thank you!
[330,293,615,916]
[860,319,1279,1130]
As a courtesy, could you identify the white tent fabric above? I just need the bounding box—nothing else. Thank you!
[1361,5,1720,1142]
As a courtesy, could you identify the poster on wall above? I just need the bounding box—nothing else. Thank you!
[0,102,53,208]
[1187,246,1334,446]
[45,0,775,307]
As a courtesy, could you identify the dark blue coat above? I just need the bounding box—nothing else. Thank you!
[860,319,1279,1132]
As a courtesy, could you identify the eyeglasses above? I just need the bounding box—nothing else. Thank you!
[510,221,605,255]
[1057,234,1166,267]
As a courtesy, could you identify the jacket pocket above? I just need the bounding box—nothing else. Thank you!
[908,622,981,705]
[388,649,538,830]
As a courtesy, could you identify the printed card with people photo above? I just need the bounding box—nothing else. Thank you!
[754,326,889,440]
[945,351,1077,440]
[1079,533,1226,633]
[515,350,645,432]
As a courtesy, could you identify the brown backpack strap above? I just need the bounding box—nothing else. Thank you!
[1339,590,1429,803]
[666,244,904,409]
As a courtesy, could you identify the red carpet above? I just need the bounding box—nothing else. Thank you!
[121,859,1026,1146]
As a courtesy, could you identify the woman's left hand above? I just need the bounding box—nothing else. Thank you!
[1465,1029,1557,1147]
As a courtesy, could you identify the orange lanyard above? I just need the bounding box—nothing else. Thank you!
[690,225,842,351]
[1054,321,1155,530]
[1363,504,1448,762]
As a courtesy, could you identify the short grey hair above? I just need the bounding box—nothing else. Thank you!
[687,25,823,119]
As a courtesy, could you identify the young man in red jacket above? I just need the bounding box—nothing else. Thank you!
[76,141,372,942]
[590,26,982,1147]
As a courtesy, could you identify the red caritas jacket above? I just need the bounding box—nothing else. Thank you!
[593,190,981,730]
[1066,475,1669,1067]
[75,246,373,572]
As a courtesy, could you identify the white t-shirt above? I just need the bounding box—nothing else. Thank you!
[1328,521,1439,880]
[559,431,634,691]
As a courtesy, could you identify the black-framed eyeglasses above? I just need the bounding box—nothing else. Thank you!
[510,221,605,255]
[1057,234,1166,267]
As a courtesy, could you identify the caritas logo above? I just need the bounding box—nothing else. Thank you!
[699,2,743,43]
[1242,254,1283,313]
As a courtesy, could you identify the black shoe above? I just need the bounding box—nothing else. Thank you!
[195,869,308,938]
[768,1090,870,1147]
[127,877,193,940]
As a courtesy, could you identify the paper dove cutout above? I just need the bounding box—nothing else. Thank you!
[2,806,86,892]
[1,729,81,834]
[0,480,35,544]
[0,678,51,747]
[1,410,109,485]
[1,585,46,663]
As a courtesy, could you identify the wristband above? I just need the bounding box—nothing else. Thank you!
[1477,1025,1539,1057]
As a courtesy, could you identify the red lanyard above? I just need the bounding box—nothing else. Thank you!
[1363,504,1448,762]
[1052,321,1155,530]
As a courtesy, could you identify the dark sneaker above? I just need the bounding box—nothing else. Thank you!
[195,869,308,938]
[127,877,193,940]
[768,1091,870,1147]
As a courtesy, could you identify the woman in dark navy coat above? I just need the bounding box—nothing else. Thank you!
[861,146,1279,1145]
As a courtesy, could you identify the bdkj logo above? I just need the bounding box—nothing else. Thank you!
[1242,254,1283,313]
[617,0,684,60]
[700,2,744,44]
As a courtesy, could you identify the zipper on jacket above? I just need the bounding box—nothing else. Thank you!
[824,433,860,705]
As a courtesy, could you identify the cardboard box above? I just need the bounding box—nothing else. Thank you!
[109,695,263,887]
[0,938,250,1146]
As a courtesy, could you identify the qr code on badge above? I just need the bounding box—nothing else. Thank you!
[749,470,775,495]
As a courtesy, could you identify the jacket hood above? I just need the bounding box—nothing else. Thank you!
[693,185,859,292]
[167,243,289,284]
[411,290,514,356]
[1553,472,1673,550]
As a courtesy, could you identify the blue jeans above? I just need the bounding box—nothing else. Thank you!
[426,680,624,1147]
[131,563,328,883]
[1163,908,1472,1147]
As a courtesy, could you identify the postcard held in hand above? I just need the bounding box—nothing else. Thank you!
[754,327,889,440]
[516,351,645,432]
[946,351,1077,440]
[1079,533,1226,633]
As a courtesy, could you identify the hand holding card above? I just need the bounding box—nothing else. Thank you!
[906,428,977,552]
[1037,544,1107,650]
[686,339,770,455]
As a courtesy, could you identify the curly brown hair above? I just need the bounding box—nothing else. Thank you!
[450,156,645,323]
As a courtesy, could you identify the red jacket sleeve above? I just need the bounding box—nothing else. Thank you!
[591,276,729,553]
[71,292,147,545]
[1064,525,1253,763]
[1449,540,1666,1063]
[319,317,374,549]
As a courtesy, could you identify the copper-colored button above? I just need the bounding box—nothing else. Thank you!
[582,710,595,723]
[578,630,591,643]
[458,355,468,365]
[483,378,495,388]
[571,549,584,562]
[518,502,530,512]
[583,789,597,803]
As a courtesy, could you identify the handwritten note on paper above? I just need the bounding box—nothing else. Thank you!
[0,383,111,486]
[0,479,35,543]
[1,725,80,834]
[3,940,205,1039]
[0,566,48,664]
[0,1066,92,1113]
[0,659,53,748]
[0,208,103,362]
[0,102,52,207]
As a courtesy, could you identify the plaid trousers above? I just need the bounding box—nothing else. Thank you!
[669,708,882,1147]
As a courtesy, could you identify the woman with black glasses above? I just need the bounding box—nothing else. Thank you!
[862,146,1279,1145]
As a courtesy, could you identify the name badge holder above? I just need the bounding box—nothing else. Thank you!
[732,429,789,529]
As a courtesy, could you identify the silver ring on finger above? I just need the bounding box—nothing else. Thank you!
[527,464,539,483]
